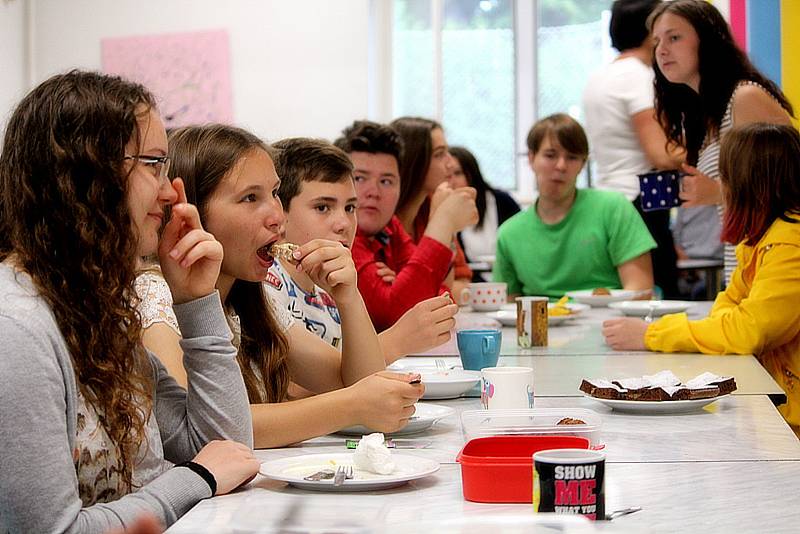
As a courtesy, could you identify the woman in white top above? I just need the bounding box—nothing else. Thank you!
[648,0,793,283]
[583,0,684,298]
[139,124,424,449]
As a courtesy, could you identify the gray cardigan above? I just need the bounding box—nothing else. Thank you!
[0,264,253,533]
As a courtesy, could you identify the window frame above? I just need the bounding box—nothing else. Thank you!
[369,0,590,203]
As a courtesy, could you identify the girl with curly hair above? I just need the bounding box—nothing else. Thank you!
[137,124,424,449]
[0,70,259,532]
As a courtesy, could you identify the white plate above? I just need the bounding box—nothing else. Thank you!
[259,453,440,491]
[385,364,480,399]
[584,394,729,414]
[418,369,481,399]
[486,303,589,326]
[608,300,696,317]
[336,403,455,436]
[566,289,640,307]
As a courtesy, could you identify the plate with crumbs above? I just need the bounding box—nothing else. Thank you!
[259,453,439,491]
[486,303,589,326]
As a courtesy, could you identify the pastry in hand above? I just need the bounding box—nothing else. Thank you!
[270,242,300,263]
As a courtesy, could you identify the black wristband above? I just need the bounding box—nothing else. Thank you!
[177,461,217,497]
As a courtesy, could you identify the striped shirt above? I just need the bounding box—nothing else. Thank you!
[696,80,767,285]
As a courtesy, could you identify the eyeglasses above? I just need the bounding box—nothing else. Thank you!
[124,154,171,184]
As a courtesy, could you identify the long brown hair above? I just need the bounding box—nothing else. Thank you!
[390,117,442,215]
[719,123,800,246]
[168,124,290,403]
[0,70,154,489]
[647,0,793,164]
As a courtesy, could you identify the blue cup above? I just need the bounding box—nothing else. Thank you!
[457,329,502,371]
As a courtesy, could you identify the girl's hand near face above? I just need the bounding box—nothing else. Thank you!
[679,164,722,207]
[601,318,649,351]
[158,179,224,304]
[294,239,359,304]
[426,186,479,246]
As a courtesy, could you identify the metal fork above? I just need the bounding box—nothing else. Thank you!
[435,359,447,372]
[333,465,354,486]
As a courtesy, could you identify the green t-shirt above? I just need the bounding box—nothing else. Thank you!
[493,189,656,298]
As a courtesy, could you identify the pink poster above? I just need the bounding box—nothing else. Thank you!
[101,29,233,127]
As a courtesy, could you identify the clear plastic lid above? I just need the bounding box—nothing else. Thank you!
[461,408,602,444]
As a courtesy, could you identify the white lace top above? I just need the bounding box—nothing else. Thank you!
[134,271,294,344]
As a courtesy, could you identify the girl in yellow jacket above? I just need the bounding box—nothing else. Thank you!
[603,123,800,431]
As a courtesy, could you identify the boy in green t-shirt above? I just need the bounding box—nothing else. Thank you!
[493,113,656,298]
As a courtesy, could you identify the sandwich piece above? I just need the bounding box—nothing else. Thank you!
[270,242,300,264]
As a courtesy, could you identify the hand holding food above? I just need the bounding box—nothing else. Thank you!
[292,239,359,303]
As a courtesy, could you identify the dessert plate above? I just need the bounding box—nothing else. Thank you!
[584,394,730,414]
[565,289,640,307]
[608,300,695,317]
[336,403,455,436]
[385,364,480,399]
[417,369,481,399]
[486,303,589,326]
[259,453,440,491]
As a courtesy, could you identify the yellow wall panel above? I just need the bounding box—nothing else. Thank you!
[782,0,800,127]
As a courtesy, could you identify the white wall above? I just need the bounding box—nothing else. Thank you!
[0,0,27,141]
[22,0,371,142]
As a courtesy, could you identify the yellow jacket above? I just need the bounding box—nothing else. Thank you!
[645,214,800,428]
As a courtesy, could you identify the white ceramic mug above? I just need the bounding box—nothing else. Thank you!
[481,366,534,409]
[461,282,507,311]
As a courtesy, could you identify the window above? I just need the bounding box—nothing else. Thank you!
[375,0,615,198]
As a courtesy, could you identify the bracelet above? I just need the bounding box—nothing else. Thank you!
[177,461,217,497]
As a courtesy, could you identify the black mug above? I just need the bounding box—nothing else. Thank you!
[533,449,605,521]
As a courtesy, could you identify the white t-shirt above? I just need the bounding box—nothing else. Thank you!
[263,261,343,348]
[582,56,656,200]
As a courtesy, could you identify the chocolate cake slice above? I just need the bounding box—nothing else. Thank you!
[612,378,654,400]
[685,373,737,396]
[580,378,626,400]
[685,386,721,399]
[709,377,737,395]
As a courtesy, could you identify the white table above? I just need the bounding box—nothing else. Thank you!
[423,301,714,357]
[168,461,800,533]
[168,302,799,533]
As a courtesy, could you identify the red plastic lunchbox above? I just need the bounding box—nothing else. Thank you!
[456,435,590,503]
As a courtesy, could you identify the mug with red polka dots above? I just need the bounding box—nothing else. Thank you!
[462,282,507,311]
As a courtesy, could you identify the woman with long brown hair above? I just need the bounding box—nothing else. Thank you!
[390,117,478,301]
[603,123,800,434]
[0,71,258,532]
[138,124,424,449]
[647,0,793,283]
